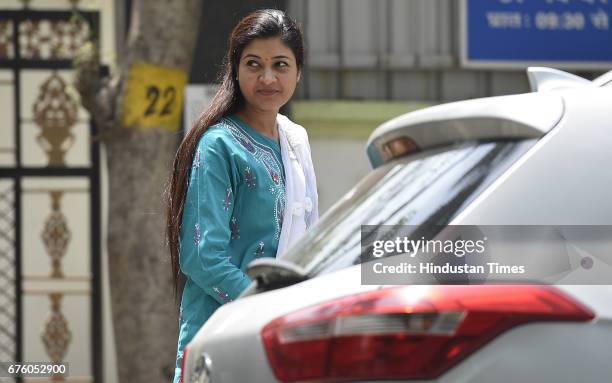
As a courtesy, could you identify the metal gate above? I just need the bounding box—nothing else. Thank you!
[0,7,101,383]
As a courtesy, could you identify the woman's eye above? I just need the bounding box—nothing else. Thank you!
[276,61,289,68]
[246,60,259,67]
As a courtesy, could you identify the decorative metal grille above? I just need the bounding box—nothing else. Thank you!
[18,18,91,60]
[0,8,101,382]
[41,191,71,277]
[0,183,15,383]
[0,20,14,59]
[42,292,71,382]
[33,73,78,167]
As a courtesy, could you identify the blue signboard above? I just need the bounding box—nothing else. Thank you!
[462,0,612,68]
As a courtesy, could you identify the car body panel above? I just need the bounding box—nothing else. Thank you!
[185,266,612,383]
[453,87,612,225]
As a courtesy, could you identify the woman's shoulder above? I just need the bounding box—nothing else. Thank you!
[196,119,238,152]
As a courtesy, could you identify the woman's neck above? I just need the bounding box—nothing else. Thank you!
[236,107,278,141]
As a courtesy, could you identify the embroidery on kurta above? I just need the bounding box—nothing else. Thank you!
[212,287,232,303]
[233,132,256,153]
[193,149,201,169]
[223,118,284,183]
[193,223,201,246]
[223,187,232,211]
[245,166,256,188]
[230,217,240,240]
[275,197,284,229]
[254,241,265,257]
[222,118,286,238]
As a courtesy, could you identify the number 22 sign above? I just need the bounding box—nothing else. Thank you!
[122,63,187,131]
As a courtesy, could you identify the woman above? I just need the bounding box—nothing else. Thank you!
[165,9,318,382]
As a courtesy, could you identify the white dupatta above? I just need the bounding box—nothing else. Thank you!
[276,114,319,257]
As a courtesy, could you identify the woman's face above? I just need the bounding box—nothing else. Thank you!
[237,37,300,114]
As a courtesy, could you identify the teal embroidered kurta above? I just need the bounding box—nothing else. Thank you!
[173,115,285,382]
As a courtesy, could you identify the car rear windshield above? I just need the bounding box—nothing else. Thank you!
[282,140,536,276]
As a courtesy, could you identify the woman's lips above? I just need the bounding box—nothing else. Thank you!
[257,89,280,96]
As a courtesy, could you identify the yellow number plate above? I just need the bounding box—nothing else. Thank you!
[122,63,187,131]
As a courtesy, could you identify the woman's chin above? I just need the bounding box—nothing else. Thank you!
[248,101,285,113]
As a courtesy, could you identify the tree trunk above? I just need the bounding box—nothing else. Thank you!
[75,0,202,382]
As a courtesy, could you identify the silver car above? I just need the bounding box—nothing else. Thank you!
[181,67,612,383]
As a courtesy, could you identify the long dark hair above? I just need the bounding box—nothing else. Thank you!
[166,9,304,298]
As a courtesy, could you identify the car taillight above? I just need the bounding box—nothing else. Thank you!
[262,285,594,382]
[179,346,189,383]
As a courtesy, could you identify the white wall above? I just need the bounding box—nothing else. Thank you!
[310,139,371,214]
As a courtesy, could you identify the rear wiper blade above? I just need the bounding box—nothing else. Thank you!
[247,258,308,291]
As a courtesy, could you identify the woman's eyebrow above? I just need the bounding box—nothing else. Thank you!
[243,53,292,60]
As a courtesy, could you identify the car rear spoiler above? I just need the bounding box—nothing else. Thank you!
[528,67,612,90]
[527,67,593,92]
[366,92,564,168]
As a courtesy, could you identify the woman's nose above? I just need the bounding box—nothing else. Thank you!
[259,68,276,84]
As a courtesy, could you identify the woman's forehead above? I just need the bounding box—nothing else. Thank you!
[241,37,295,60]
